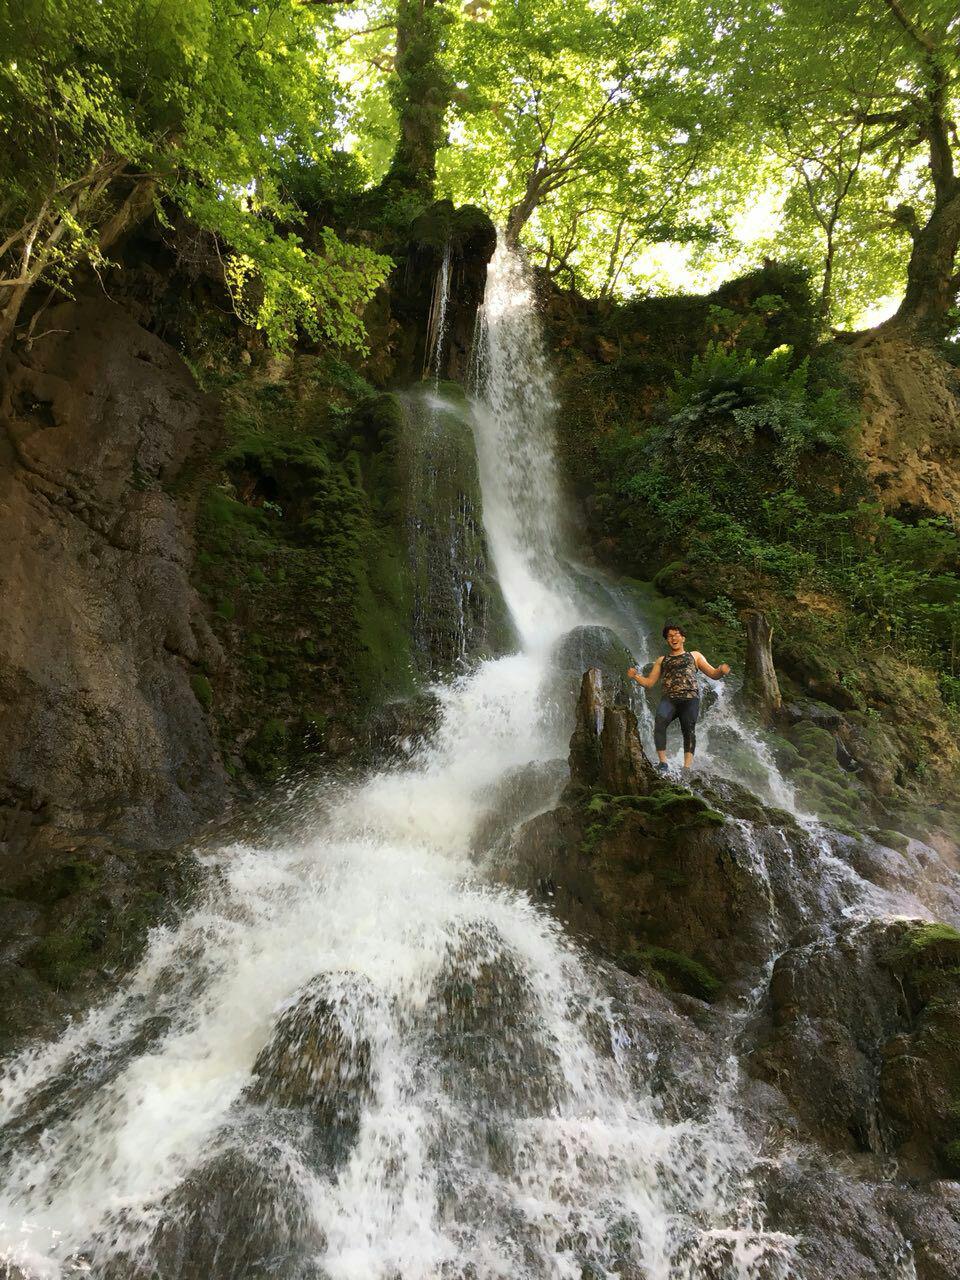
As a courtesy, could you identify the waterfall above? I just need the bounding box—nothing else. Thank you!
[471,239,583,650]
[425,242,452,383]
[397,387,502,675]
[0,235,797,1280]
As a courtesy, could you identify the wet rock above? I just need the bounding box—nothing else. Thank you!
[750,918,960,1173]
[399,387,511,675]
[503,671,806,995]
[425,922,561,1115]
[247,975,373,1165]
[511,796,776,995]
[102,1148,323,1280]
[762,1163,914,1280]
[551,624,635,708]
[472,757,567,857]
[568,668,657,796]
[882,1182,960,1280]
[568,668,606,787]
[0,295,228,850]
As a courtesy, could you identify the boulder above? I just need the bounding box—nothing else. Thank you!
[247,974,373,1167]
[99,1149,323,1280]
[750,918,960,1173]
[551,624,636,713]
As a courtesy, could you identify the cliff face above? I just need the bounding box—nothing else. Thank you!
[0,295,228,860]
[845,331,960,519]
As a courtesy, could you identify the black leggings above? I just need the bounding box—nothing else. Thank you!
[654,696,700,755]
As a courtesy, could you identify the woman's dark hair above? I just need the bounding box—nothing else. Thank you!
[662,622,686,639]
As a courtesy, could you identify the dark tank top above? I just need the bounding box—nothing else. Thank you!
[661,651,699,699]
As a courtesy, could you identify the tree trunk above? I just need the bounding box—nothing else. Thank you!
[505,182,541,246]
[0,280,31,352]
[820,226,835,319]
[383,0,451,195]
[741,610,782,724]
[887,186,960,338]
[98,175,158,255]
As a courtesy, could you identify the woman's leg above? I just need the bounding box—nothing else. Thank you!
[677,697,701,768]
[654,698,679,763]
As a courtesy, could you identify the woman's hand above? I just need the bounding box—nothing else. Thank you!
[719,662,731,676]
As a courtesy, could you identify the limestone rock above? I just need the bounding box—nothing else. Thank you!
[846,332,960,518]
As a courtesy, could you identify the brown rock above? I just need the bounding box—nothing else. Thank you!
[0,295,228,861]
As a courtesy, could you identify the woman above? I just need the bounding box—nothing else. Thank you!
[627,623,730,772]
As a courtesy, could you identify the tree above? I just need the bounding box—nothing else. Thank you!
[382,0,453,193]
[0,0,390,354]
[434,0,745,292]
[730,0,960,338]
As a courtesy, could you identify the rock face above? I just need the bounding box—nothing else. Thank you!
[846,332,960,518]
[751,918,960,1175]
[0,295,228,860]
[398,387,511,675]
[389,200,498,384]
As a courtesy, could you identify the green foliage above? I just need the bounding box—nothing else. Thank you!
[0,0,390,349]
[667,342,855,474]
[619,943,722,1002]
[600,323,960,679]
[190,674,213,711]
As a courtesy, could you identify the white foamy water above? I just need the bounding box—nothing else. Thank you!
[0,235,806,1280]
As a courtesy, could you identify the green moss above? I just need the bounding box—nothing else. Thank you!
[941,1138,960,1177]
[16,859,99,906]
[243,717,291,781]
[578,784,723,855]
[28,927,98,988]
[892,922,960,965]
[16,850,196,999]
[870,827,911,852]
[190,674,213,711]
[619,943,722,1002]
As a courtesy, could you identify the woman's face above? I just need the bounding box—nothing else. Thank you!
[665,628,685,652]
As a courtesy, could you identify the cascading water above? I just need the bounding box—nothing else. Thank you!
[425,242,452,384]
[0,235,805,1280]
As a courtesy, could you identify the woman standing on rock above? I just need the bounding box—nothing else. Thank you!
[627,623,730,772]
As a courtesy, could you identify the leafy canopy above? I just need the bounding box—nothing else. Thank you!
[0,0,390,350]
